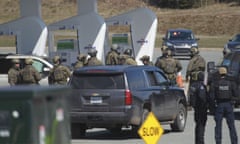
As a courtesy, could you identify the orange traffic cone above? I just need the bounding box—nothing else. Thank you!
[176,72,184,88]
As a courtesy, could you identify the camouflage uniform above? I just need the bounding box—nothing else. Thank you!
[8,59,21,86]
[48,56,71,85]
[118,48,137,65]
[155,50,182,83]
[105,44,119,65]
[186,48,206,83]
[86,48,103,66]
[20,58,41,85]
[74,54,87,69]
[140,55,153,66]
[186,48,206,105]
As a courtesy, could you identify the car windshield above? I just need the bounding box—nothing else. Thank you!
[70,73,125,89]
[232,34,240,42]
[167,31,194,40]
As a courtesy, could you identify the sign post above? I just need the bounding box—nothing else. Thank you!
[138,112,164,144]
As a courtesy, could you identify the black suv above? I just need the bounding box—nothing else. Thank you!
[68,65,187,138]
[207,51,240,106]
[162,28,199,57]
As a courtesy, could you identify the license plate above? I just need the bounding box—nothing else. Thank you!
[90,97,102,104]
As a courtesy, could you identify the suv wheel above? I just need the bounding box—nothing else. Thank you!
[170,103,187,132]
[71,123,86,139]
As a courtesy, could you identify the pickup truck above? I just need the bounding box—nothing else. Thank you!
[68,65,187,138]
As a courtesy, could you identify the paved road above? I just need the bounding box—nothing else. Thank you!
[72,109,240,144]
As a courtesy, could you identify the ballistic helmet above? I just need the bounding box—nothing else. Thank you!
[190,48,199,55]
[140,55,150,61]
[111,44,118,50]
[124,48,132,56]
[88,48,97,57]
[53,56,61,64]
[12,59,20,64]
[25,58,33,65]
[219,67,227,75]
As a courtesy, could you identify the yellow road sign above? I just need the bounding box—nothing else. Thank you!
[138,112,164,144]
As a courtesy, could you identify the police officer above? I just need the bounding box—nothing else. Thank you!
[8,59,21,86]
[209,67,238,144]
[20,58,41,85]
[155,50,182,84]
[140,55,153,66]
[105,44,119,65]
[189,71,208,144]
[86,48,103,66]
[48,56,71,85]
[73,54,87,69]
[186,48,206,83]
[119,48,137,65]
[186,48,206,104]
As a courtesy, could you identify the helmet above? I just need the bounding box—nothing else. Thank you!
[124,48,132,56]
[77,54,86,61]
[52,56,61,64]
[111,44,118,50]
[219,67,227,75]
[190,48,199,55]
[140,55,150,61]
[25,58,33,65]
[167,50,172,56]
[88,48,97,57]
[12,59,20,64]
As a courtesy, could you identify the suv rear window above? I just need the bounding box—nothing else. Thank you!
[70,73,125,89]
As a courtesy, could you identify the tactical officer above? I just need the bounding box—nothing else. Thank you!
[48,56,71,85]
[140,55,153,66]
[73,54,87,69]
[155,50,182,84]
[8,59,21,86]
[186,48,206,83]
[186,48,206,104]
[86,48,103,66]
[209,67,238,144]
[118,48,137,65]
[20,58,41,85]
[105,44,119,65]
[189,71,208,144]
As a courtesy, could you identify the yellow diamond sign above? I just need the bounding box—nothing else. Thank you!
[138,112,164,144]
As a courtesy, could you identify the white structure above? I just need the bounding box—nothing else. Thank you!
[0,0,47,56]
[105,7,158,65]
[47,0,106,67]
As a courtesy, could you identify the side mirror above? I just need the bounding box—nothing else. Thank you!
[207,61,215,72]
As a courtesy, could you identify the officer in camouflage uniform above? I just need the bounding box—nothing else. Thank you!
[155,50,182,84]
[189,71,208,144]
[20,58,41,85]
[86,48,103,66]
[8,59,21,86]
[48,56,71,85]
[105,44,119,65]
[186,48,206,104]
[118,48,137,65]
[73,54,87,70]
[186,48,206,83]
[140,55,153,66]
[209,67,238,144]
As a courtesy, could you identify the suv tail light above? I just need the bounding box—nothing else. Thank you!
[125,89,132,105]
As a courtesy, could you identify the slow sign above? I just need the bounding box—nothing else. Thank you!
[138,112,164,144]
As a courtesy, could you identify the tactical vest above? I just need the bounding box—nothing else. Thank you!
[163,58,176,74]
[21,67,35,83]
[53,66,65,81]
[215,79,232,100]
